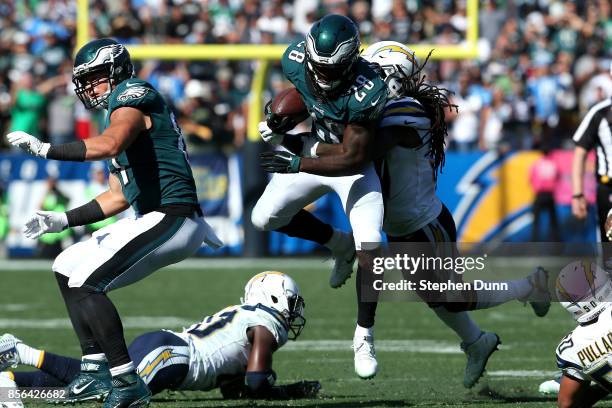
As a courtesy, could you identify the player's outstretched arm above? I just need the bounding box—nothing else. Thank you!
[299,122,373,176]
[6,107,146,162]
[557,374,606,408]
[261,122,375,177]
[23,174,128,239]
[315,126,422,160]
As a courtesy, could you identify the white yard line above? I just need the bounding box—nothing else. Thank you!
[281,339,491,353]
[488,370,559,378]
[0,317,193,329]
[0,258,332,272]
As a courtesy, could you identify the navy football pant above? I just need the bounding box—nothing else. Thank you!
[12,331,190,395]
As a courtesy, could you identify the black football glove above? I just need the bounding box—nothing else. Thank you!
[260,151,301,173]
[264,100,300,134]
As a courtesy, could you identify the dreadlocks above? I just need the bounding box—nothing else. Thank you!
[398,50,457,179]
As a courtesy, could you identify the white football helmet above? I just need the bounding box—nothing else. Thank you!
[556,260,612,324]
[242,271,306,340]
[361,41,418,98]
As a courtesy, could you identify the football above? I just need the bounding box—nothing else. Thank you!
[270,87,309,125]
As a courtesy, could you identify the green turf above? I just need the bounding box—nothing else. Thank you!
[1,260,610,407]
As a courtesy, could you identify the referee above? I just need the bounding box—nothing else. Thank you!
[572,97,612,246]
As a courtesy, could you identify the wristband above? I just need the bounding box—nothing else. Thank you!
[572,193,584,199]
[65,199,105,227]
[47,140,87,162]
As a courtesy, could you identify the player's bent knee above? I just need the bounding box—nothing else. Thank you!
[354,230,382,251]
[251,205,289,231]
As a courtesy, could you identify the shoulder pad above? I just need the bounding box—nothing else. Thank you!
[348,62,388,123]
[380,97,430,129]
[281,39,307,84]
[109,78,157,112]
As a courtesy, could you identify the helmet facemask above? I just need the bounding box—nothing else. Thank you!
[305,52,358,94]
[73,65,114,110]
[285,293,306,340]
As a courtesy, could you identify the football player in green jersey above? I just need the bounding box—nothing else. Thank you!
[7,38,222,408]
[254,14,387,379]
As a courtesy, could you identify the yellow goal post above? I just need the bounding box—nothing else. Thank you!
[76,0,479,142]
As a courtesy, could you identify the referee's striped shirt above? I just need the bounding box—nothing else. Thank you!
[573,98,612,180]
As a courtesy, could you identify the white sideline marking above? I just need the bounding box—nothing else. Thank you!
[488,370,558,378]
[282,340,468,354]
[0,258,332,272]
[0,317,192,329]
[0,304,31,312]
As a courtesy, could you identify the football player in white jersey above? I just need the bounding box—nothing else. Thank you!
[299,41,552,386]
[555,261,611,408]
[0,272,319,402]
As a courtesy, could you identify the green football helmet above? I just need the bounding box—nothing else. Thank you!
[72,38,134,109]
[305,14,361,94]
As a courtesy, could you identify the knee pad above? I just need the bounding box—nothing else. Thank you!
[251,204,290,231]
[353,230,382,251]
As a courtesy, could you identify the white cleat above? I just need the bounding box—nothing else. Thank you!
[524,267,551,317]
[0,373,24,408]
[538,377,561,395]
[329,233,356,289]
[0,335,20,372]
[353,335,378,379]
[461,331,501,388]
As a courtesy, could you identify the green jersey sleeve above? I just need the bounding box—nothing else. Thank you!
[108,78,157,114]
[281,39,307,86]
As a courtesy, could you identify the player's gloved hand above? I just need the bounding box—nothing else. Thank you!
[260,151,301,174]
[23,211,68,239]
[264,100,299,134]
[7,131,50,158]
[258,121,284,146]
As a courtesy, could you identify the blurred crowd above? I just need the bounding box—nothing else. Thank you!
[0,0,610,154]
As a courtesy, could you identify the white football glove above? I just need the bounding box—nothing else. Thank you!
[258,121,284,146]
[6,131,50,158]
[23,211,68,239]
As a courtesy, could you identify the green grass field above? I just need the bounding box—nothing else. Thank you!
[1,258,610,408]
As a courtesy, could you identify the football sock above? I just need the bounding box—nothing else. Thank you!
[79,292,132,369]
[432,307,481,345]
[356,263,378,328]
[473,278,532,309]
[325,229,351,253]
[276,210,333,245]
[55,273,102,356]
[354,324,373,338]
[109,362,135,377]
[39,352,81,383]
[82,353,106,362]
[12,371,66,388]
[15,342,44,368]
